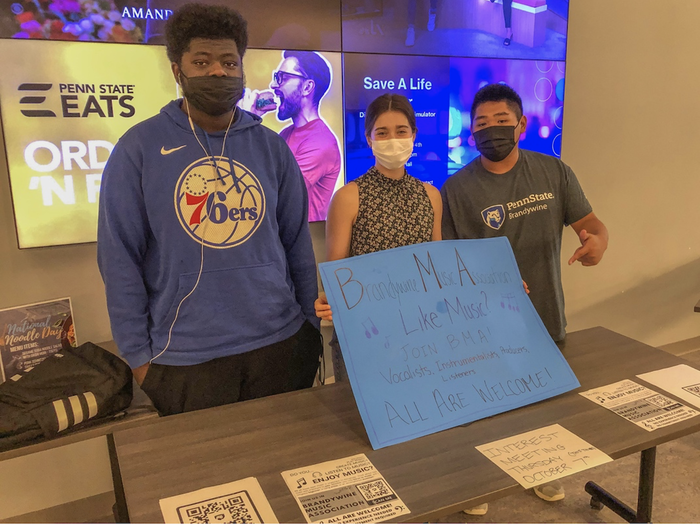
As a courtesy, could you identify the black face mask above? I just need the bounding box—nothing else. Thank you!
[179,73,244,116]
[473,124,518,162]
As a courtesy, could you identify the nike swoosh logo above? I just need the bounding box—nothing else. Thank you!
[160,145,186,155]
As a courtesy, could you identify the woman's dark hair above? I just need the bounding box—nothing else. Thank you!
[165,3,249,64]
[364,94,416,137]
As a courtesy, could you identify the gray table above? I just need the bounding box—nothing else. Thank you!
[111,327,700,523]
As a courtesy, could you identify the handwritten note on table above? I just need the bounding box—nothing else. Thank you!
[475,424,612,488]
[318,238,580,449]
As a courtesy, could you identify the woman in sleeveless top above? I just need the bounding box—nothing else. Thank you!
[314,93,442,381]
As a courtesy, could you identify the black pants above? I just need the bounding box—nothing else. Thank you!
[140,321,322,416]
[503,0,513,29]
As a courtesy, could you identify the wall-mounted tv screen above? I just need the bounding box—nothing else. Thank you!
[0,39,177,248]
[342,0,569,60]
[344,52,451,188]
[343,52,566,189]
[0,1,571,248]
[448,57,566,175]
[0,0,341,50]
[0,42,344,247]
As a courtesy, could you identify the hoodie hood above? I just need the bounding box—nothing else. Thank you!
[161,99,261,136]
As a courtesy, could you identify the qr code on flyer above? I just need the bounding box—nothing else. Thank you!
[682,383,700,398]
[646,394,679,409]
[176,490,262,523]
[355,479,397,506]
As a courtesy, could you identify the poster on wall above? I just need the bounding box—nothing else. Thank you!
[0,297,77,383]
[0,38,177,248]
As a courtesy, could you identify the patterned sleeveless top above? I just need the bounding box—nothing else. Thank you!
[350,167,434,257]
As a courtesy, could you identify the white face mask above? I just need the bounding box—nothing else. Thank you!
[371,138,414,170]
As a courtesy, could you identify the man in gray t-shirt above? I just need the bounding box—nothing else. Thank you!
[441,83,608,343]
[441,83,609,511]
[442,148,592,342]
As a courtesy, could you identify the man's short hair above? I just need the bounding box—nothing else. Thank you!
[283,50,331,106]
[470,83,523,124]
[165,3,249,65]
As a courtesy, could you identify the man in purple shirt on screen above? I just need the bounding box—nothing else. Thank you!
[244,50,341,222]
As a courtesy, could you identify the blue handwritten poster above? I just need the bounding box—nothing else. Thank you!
[319,238,580,450]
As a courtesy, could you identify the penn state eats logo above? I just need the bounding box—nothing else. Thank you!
[175,156,266,248]
[481,204,505,230]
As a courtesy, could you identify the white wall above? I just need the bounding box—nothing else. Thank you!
[1,0,699,516]
[0,437,113,520]
[561,0,700,347]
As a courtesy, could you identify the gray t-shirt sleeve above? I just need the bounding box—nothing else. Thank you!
[563,164,593,226]
[440,185,459,240]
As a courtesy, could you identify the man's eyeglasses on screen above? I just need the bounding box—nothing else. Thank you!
[272,70,309,85]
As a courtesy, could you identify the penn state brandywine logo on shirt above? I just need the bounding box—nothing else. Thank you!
[481,204,505,230]
[175,156,266,248]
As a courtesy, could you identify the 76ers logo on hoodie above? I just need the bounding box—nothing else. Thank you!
[175,156,266,248]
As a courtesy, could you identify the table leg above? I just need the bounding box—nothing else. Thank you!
[107,433,131,523]
[636,447,656,523]
[585,446,656,523]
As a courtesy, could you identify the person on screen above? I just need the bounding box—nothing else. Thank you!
[97,3,321,417]
[441,83,608,512]
[490,0,514,46]
[241,51,341,222]
[405,0,438,47]
[313,93,443,381]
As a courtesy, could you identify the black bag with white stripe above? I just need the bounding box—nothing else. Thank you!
[0,342,133,451]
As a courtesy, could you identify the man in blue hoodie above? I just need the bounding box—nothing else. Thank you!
[97,3,322,416]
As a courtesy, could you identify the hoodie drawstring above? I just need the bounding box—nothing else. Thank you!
[203,129,242,194]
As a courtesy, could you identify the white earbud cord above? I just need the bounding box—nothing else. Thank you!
[150,98,236,363]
